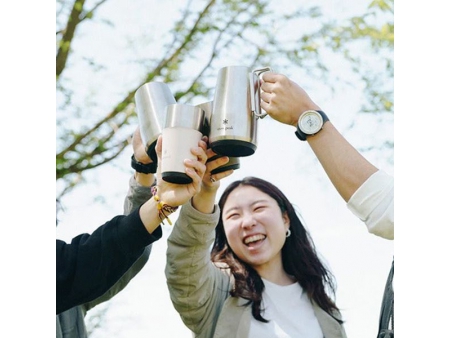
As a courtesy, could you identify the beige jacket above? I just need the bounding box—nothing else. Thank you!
[165,201,347,338]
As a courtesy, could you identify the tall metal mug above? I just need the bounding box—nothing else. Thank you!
[196,101,240,175]
[134,82,176,162]
[209,65,271,157]
[161,103,204,184]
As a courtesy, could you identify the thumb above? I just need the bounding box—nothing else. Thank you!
[261,71,278,83]
[155,135,163,156]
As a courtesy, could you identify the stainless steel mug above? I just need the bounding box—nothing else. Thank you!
[209,65,271,157]
[196,101,240,175]
[161,104,205,184]
[134,82,176,162]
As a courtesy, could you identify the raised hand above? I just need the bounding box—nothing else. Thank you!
[132,127,153,164]
[191,141,235,214]
[154,135,208,208]
[260,72,321,127]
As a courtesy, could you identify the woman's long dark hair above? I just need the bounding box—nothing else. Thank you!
[210,176,342,323]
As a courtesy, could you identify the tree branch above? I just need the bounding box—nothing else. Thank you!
[56,0,86,78]
[80,0,108,21]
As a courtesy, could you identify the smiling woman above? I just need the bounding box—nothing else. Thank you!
[165,163,345,338]
[219,185,290,271]
[214,178,342,334]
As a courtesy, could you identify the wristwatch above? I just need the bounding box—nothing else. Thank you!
[131,155,157,174]
[295,110,329,141]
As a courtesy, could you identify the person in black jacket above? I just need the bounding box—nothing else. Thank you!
[56,206,161,314]
[56,129,208,336]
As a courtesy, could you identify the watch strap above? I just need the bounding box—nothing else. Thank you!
[295,110,329,141]
[131,155,157,174]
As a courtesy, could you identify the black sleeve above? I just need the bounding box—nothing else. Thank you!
[56,206,162,314]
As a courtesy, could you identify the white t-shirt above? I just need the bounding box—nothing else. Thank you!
[248,278,323,338]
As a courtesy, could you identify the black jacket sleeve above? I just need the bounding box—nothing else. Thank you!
[56,206,162,314]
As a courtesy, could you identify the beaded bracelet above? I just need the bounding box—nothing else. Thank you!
[151,186,178,225]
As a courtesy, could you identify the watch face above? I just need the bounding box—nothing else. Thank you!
[299,111,323,135]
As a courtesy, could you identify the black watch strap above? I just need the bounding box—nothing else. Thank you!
[295,110,329,141]
[131,155,157,174]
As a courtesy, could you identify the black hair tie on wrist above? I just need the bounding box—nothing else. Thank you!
[131,155,157,174]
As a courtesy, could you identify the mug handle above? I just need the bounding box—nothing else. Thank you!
[250,67,272,119]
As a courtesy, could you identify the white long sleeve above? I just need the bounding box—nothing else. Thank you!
[347,170,394,240]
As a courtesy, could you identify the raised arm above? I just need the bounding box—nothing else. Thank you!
[260,72,378,202]
[165,148,235,335]
[84,128,158,312]
[57,131,208,314]
[260,72,393,239]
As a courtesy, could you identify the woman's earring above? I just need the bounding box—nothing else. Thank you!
[286,229,291,238]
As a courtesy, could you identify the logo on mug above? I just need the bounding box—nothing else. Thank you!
[218,119,233,130]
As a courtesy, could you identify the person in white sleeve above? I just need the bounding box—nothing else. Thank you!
[259,72,394,240]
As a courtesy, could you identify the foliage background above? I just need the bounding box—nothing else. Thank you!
[56,0,394,197]
[55,0,396,337]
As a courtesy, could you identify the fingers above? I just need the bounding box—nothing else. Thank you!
[191,143,208,165]
[260,99,270,113]
[260,73,284,110]
[132,127,142,141]
[185,166,204,192]
[155,136,163,177]
[261,71,280,83]
[260,79,276,94]
[155,135,163,158]
[205,153,229,172]
[184,157,206,176]
[203,153,232,187]
[184,159,206,193]
[184,144,208,184]
[260,90,272,104]
[132,126,153,163]
[209,168,234,183]
[260,82,277,113]
[260,72,292,94]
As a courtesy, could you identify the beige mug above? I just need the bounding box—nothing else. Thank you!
[161,104,205,184]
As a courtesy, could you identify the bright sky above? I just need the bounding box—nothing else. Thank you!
[4,0,449,337]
